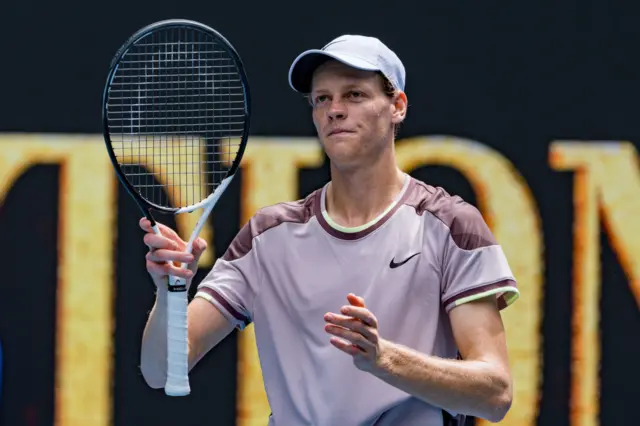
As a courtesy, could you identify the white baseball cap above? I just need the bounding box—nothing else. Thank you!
[288,34,406,94]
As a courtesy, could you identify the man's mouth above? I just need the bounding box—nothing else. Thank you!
[328,128,353,136]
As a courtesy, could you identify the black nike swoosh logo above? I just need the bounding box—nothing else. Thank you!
[389,252,421,269]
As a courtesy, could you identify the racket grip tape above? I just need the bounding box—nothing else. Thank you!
[165,275,190,396]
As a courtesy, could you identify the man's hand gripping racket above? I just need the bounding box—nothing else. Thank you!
[101,19,251,396]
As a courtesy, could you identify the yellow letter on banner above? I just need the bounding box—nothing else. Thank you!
[233,137,325,426]
[0,134,116,426]
[395,136,544,426]
[0,134,218,426]
[112,135,215,267]
[549,141,640,426]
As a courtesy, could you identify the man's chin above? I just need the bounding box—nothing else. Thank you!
[324,149,366,170]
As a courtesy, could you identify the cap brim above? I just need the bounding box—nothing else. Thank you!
[288,50,380,93]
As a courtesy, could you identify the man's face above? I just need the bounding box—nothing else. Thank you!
[309,60,404,169]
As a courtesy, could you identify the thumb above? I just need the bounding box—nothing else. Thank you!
[347,293,366,308]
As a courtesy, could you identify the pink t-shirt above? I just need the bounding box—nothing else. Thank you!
[196,174,519,426]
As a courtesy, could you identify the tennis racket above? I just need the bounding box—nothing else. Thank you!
[101,19,251,396]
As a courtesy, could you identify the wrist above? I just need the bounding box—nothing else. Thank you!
[155,283,169,302]
[373,339,396,377]
[155,278,194,302]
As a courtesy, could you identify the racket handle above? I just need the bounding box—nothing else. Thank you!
[165,275,190,396]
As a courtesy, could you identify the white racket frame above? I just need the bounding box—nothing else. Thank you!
[153,174,233,396]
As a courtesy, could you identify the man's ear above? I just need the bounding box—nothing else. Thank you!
[391,91,408,124]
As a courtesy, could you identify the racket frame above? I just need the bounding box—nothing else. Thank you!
[101,18,251,397]
[102,19,250,219]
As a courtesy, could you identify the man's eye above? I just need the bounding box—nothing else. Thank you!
[315,95,328,104]
[348,91,363,99]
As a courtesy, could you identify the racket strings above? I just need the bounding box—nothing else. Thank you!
[106,26,246,209]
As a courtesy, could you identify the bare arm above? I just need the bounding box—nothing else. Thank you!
[140,289,235,388]
[372,297,512,422]
[137,218,236,389]
[329,205,514,420]
[325,294,512,423]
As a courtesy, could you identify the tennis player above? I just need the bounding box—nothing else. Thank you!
[140,34,520,425]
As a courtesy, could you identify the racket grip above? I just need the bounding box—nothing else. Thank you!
[165,275,190,396]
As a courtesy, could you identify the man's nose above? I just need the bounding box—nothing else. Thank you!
[327,99,347,120]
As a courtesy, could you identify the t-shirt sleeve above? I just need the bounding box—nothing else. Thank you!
[440,204,519,313]
[194,219,261,330]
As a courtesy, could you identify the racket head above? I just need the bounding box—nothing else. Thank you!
[102,19,251,216]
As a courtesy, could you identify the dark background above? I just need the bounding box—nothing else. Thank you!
[0,1,639,425]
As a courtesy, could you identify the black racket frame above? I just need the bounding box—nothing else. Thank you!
[101,19,251,226]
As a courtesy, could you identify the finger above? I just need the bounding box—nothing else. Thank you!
[156,223,180,239]
[347,293,366,308]
[139,218,180,239]
[329,336,363,355]
[192,238,208,259]
[340,306,378,328]
[187,238,208,272]
[139,217,151,231]
[326,315,378,343]
[324,313,375,340]
[146,260,194,279]
[166,264,194,279]
[325,324,373,350]
[146,249,194,264]
[143,233,182,251]
[324,313,359,323]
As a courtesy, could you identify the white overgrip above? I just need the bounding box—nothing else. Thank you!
[151,224,190,396]
[165,280,190,396]
[150,175,235,397]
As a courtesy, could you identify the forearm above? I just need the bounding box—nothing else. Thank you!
[374,341,512,422]
[140,288,169,388]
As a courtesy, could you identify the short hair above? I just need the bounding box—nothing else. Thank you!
[378,73,402,137]
[380,73,397,97]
